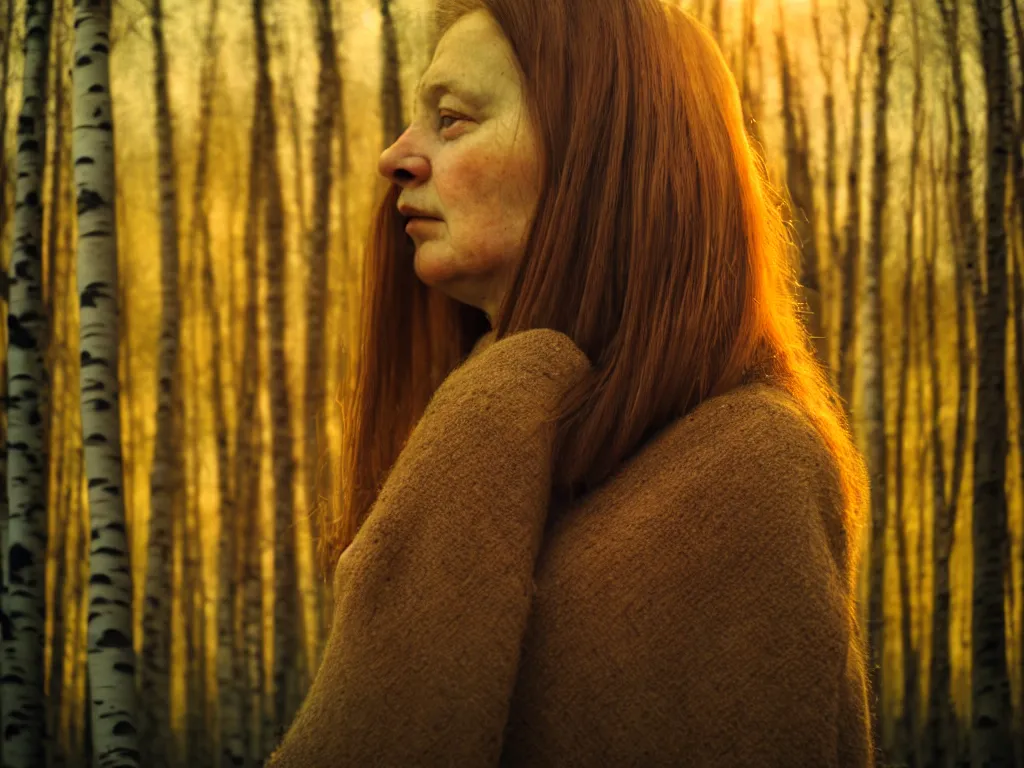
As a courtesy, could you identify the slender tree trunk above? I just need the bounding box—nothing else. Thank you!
[810,0,838,380]
[236,54,266,768]
[44,51,71,762]
[183,1,242,765]
[140,0,184,762]
[304,0,339,677]
[864,0,895,757]
[274,29,316,710]
[241,489,263,768]
[63,449,85,767]
[921,118,948,768]
[708,0,722,44]
[775,2,825,368]
[0,354,5,768]
[379,0,403,148]
[321,0,353,652]
[45,355,67,768]
[969,0,1014,763]
[1007,0,1024,235]
[183,112,212,765]
[42,9,66,343]
[738,0,764,146]
[914,158,930,768]
[206,209,242,768]
[183,456,210,767]
[935,0,982,311]
[0,0,17,262]
[837,13,874,420]
[897,12,929,765]
[70,1,141,765]
[251,0,301,749]
[892,13,924,764]
[1010,224,1024,768]
[923,92,973,768]
[1,1,53,764]
[56,155,78,768]
[42,13,68,765]
[53,402,81,768]
[0,9,14,749]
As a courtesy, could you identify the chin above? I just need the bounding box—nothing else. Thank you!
[413,245,461,287]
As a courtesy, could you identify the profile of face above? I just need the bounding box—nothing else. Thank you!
[377,9,542,326]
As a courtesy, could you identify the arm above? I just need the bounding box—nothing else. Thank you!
[265,329,590,768]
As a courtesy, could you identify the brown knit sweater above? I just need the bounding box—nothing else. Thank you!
[265,329,876,767]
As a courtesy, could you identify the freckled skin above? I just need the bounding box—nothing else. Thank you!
[377,10,542,326]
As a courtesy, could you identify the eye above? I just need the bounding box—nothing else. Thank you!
[438,112,465,131]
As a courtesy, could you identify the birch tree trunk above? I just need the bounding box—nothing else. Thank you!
[738,0,763,146]
[864,0,895,756]
[44,39,71,760]
[42,9,68,764]
[250,0,301,747]
[914,143,933,764]
[183,1,243,764]
[921,94,970,768]
[708,0,722,45]
[42,4,66,337]
[182,112,210,765]
[0,0,16,251]
[322,0,353,651]
[1008,0,1024,235]
[0,10,15,744]
[810,0,838,380]
[237,60,266,768]
[935,0,981,312]
[305,0,339,675]
[775,4,824,369]
[969,0,1014,762]
[1,1,53,764]
[139,0,183,762]
[379,0,403,148]
[837,13,874,419]
[892,15,924,759]
[70,1,140,765]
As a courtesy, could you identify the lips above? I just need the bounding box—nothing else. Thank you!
[398,203,439,216]
[405,217,441,234]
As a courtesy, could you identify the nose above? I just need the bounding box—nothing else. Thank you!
[378,127,431,187]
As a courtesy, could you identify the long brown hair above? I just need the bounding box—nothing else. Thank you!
[322,0,869,597]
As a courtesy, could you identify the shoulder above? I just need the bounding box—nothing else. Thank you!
[659,382,840,490]
[637,382,848,569]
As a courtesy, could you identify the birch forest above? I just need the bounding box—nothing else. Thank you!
[0,0,1021,765]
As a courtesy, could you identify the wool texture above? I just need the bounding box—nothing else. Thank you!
[265,328,876,768]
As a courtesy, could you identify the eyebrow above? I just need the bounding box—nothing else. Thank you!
[415,76,487,110]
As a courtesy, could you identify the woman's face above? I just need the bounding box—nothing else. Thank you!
[378,9,541,326]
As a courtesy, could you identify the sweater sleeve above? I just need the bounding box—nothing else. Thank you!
[264,329,591,768]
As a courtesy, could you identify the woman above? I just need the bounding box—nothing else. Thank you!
[267,0,877,765]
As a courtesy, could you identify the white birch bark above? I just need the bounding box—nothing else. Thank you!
[70,0,140,766]
[1,1,52,765]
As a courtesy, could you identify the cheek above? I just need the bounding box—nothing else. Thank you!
[443,150,534,253]
[444,150,504,216]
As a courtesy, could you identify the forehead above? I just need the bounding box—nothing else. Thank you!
[417,11,519,96]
